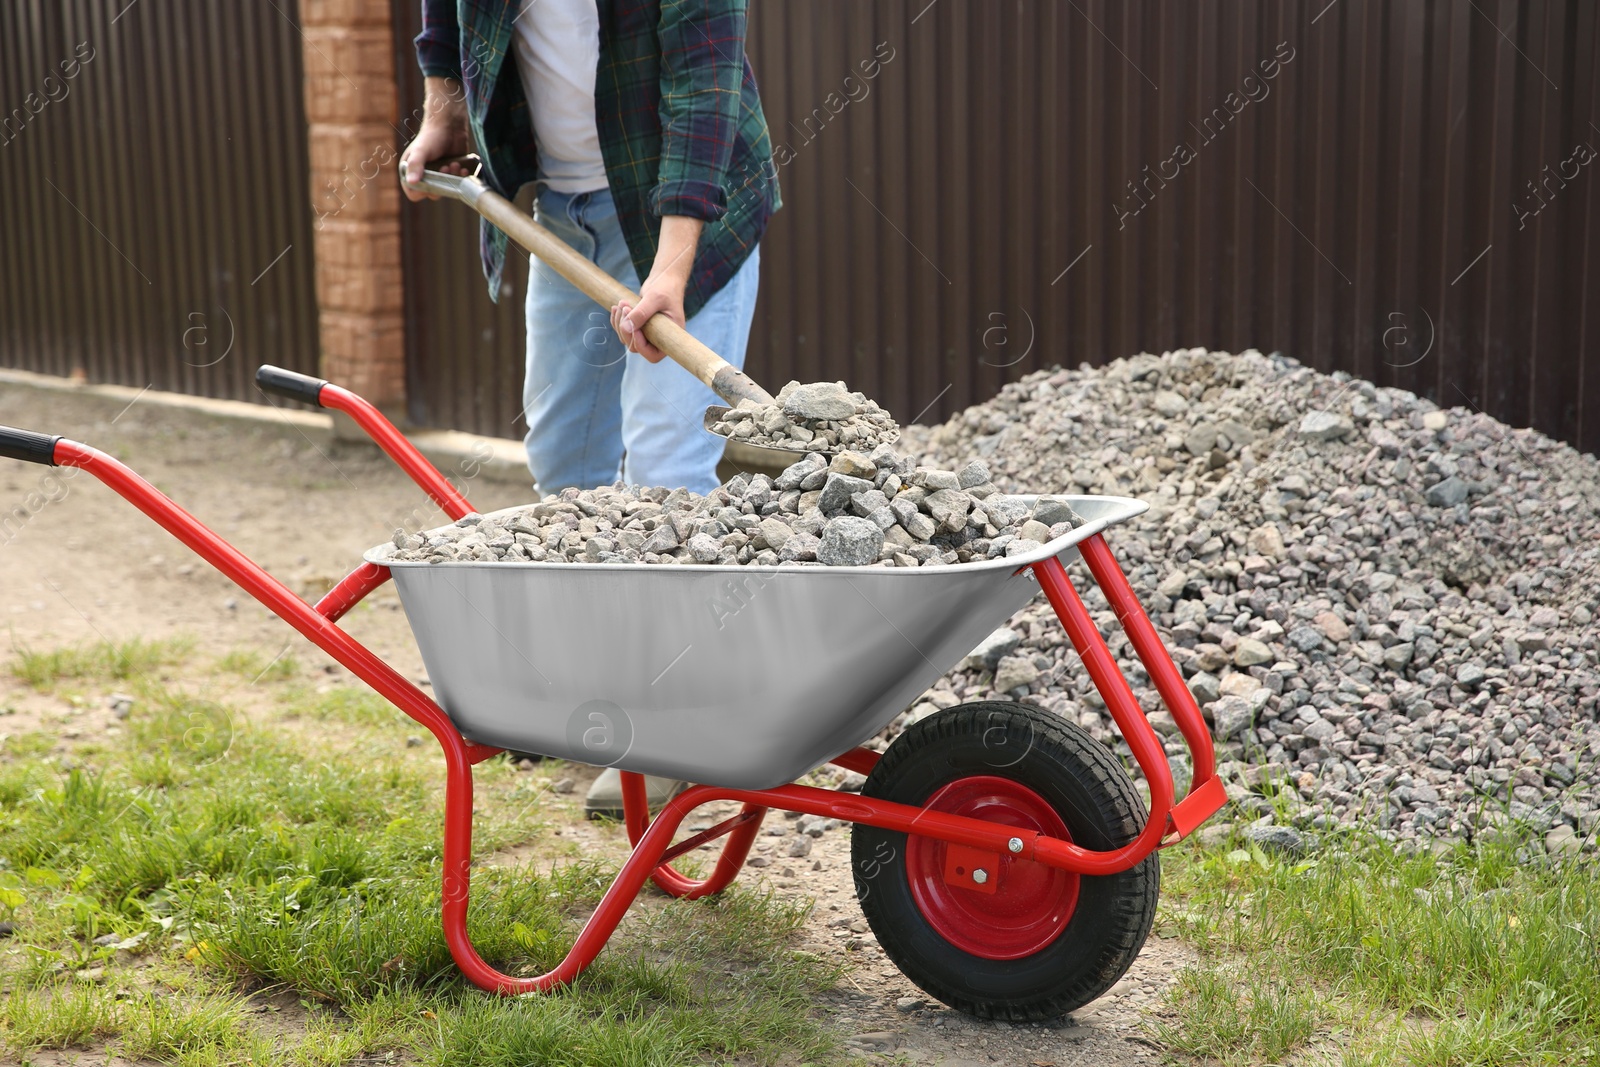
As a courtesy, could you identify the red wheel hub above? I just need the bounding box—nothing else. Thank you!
[904,776,1078,960]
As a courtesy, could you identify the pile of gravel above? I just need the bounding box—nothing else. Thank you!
[387,443,1081,569]
[893,348,1600,849]
[709,380,900,452]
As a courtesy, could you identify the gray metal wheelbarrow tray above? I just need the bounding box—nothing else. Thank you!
[366,495,1147,790]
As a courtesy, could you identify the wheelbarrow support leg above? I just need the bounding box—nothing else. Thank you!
[619,771,766,898]
[1029,536,1226,851]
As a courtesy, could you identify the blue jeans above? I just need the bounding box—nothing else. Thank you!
[521,186,760,495]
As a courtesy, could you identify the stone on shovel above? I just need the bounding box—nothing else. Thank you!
[782,382,857,422]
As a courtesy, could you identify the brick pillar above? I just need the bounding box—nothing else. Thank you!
[300,0,406,412]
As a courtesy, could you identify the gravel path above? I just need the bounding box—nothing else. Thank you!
[897,349,1600,851]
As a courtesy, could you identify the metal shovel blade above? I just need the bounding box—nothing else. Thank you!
[702,405,813,466]
[702,404,903,468]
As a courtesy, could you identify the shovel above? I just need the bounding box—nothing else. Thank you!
[403,157,864,464]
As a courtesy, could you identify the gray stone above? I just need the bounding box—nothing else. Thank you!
[963,627,1022,671]
[1184,423,1218,455]
[1424,476,1469,507]
[1211,695,1255,741]
[818,472,874,515]
[865,506,897,532]
[993,655,1040,692]
[1233,637,1274,666]
[1244,823,1310,857]
[889,494,921,529]
[777,531,819,562]
[1153,390,1188,417]
[817,516,884,567]
[1299,410,1354,442]
[756,518,793,552]
[849,489,891,517]
[1018,519,1053,543]
[1546,824,1582,857]
[903,511,938,540]
[924,488,973,532]
[774,457,825,495]
[781,381,857,421]
[786,835,813,858]
[956,460,990,488]
[1383,641,1415,671]
[1030,497,1083,528]
[1287,626,1325,653]
[1188,672,1221,704]
[686,534,721,563]
[640,526,679,555]
[1303,718,1337,744]
[1455,662,1487,689]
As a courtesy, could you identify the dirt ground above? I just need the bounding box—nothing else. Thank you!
[0,384,1191,1066]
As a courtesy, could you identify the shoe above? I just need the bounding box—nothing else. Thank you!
[584,767,689,820]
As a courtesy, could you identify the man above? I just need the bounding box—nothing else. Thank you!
[402,0,780,817]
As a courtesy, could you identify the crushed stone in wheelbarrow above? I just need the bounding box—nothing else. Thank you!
[388,444,1083,568]
[709,380,900,452]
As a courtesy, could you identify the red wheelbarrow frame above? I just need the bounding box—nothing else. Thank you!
[0,366,1225,994]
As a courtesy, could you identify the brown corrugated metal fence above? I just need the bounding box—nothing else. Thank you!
[0,0,319,399]
[395,0,1599,455]
[390,3,532,436]
[2,2,1594,454]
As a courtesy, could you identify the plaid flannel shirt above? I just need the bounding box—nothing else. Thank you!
[414,0,780,317]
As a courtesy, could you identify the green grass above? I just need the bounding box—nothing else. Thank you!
[0,645,840,1065]
[1152,966,1323,1065]
[295,685,406,728]
[1158,828,1600,1065]
[8,636,192,690]
[216,647,299,682]
[2,981,124,1050]
[0,731,57,759]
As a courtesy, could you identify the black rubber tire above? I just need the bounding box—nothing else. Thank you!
[851,701,1159,1021]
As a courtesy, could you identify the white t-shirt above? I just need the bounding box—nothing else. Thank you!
[511,0,609,194]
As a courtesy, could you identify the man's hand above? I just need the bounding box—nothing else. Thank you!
[611,215,704,363]
[401,76,471,202]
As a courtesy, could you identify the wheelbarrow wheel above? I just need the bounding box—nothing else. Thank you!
[851,701,1158,1021]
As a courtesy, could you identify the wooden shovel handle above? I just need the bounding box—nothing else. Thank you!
[405,159,775,408]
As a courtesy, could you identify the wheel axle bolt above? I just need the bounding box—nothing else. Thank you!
[1008,837,1024,854]
[972,868,989,885]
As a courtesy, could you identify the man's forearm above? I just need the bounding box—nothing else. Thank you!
[424,76,465,118]
[652,215,705,290]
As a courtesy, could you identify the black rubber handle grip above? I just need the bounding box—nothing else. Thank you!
[256,365,328,406]
[0,427,61,465]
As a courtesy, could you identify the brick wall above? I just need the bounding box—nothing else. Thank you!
[300,0,405,410]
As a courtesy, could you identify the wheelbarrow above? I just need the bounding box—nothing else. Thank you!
[0,365,1226,1020]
